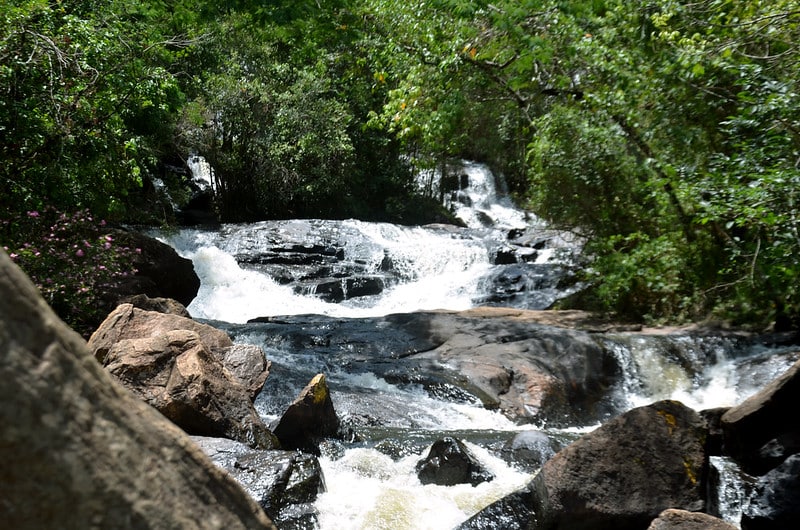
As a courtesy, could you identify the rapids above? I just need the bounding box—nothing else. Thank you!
[152,161,797,529]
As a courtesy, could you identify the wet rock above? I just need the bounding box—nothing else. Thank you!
[500,430,560,472]
[236,310,622,426]
[722,358,800,474]
[530,400,708,529]
[416,437,495,487]
[272,374,341,455]
[701,407,728,456]
[193,436,326,529]
[741,453,800,530]
[475,262,578,310]
[0,249,275,529]
[305,275,386,302]
[647,508,737,530]
[97,328,277,449]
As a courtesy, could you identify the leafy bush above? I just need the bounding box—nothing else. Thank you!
[1,208,140,337]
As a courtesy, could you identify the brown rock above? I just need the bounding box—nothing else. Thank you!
[120,293,192,317]
[647,509,737,530]
[101,329,277,448]
[0,249,276,529]
[272,373,341,455]
[89,303,233,364]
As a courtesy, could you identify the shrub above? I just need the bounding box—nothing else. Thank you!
[1,208,140,337]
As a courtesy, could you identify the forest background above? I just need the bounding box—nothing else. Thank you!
[2,0,799,330]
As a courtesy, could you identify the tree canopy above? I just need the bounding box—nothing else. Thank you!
[2,0,798,327]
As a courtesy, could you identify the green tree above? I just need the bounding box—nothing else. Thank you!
[0,0,188,220]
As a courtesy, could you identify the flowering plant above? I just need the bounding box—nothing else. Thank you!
[1,208,140,337]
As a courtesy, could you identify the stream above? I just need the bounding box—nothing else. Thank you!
[154,162,798,529]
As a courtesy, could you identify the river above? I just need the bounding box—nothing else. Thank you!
[153,162,797,529]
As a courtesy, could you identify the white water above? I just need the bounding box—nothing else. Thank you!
[167,161,796,529]
[156,162,570,323]
[161,222,494,322]
[316,443,529,530]
[426,160,538,230]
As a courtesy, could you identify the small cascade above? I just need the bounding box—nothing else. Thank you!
[600,333,799,412]
[708,456,757,528]
[424,161,539,230]
[187,154,215,192]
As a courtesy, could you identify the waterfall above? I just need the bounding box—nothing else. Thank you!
[152,162,581,322]
[148,161,797,530]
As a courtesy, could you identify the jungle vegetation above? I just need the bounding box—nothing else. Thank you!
[2,0,798,328]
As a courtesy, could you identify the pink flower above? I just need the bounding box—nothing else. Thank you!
[27,211,39,217]
[75,249,85,257]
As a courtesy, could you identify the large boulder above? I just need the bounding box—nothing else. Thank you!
[721,358,800,474]
[530,400,708,530]
[193,436,326,529]
[416,437,495,487]
[462,400,708,530]
[741,453,800,530]
[647,508,737,530]
[0,249,276,529]
[98,329,277,448]
[272,373,341,455]
[90,303,269,398]
[90,303,233,360]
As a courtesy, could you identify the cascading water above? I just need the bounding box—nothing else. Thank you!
[156,162,581,323]
[152,160,797,529]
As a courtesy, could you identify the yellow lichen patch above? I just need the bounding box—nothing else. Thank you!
[683,459,697,485]
[657,410,677,435]
[309,373,329,405]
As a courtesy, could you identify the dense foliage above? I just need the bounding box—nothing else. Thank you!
[1,0,798,327]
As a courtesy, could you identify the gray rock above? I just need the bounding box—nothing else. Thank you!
[722,358,800,474]
[463,400,708,530]
[0,248,276,529]
[530,400,708,530]
[741,453,800,530]
[501,430,560,472]
[193,436,326,529]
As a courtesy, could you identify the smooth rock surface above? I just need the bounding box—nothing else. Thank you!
[0,249,275,529]
[193,436,325,529]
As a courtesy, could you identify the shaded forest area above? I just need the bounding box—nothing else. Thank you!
[2,0,799,328]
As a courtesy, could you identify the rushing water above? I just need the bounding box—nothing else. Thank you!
[155,161,797,529]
